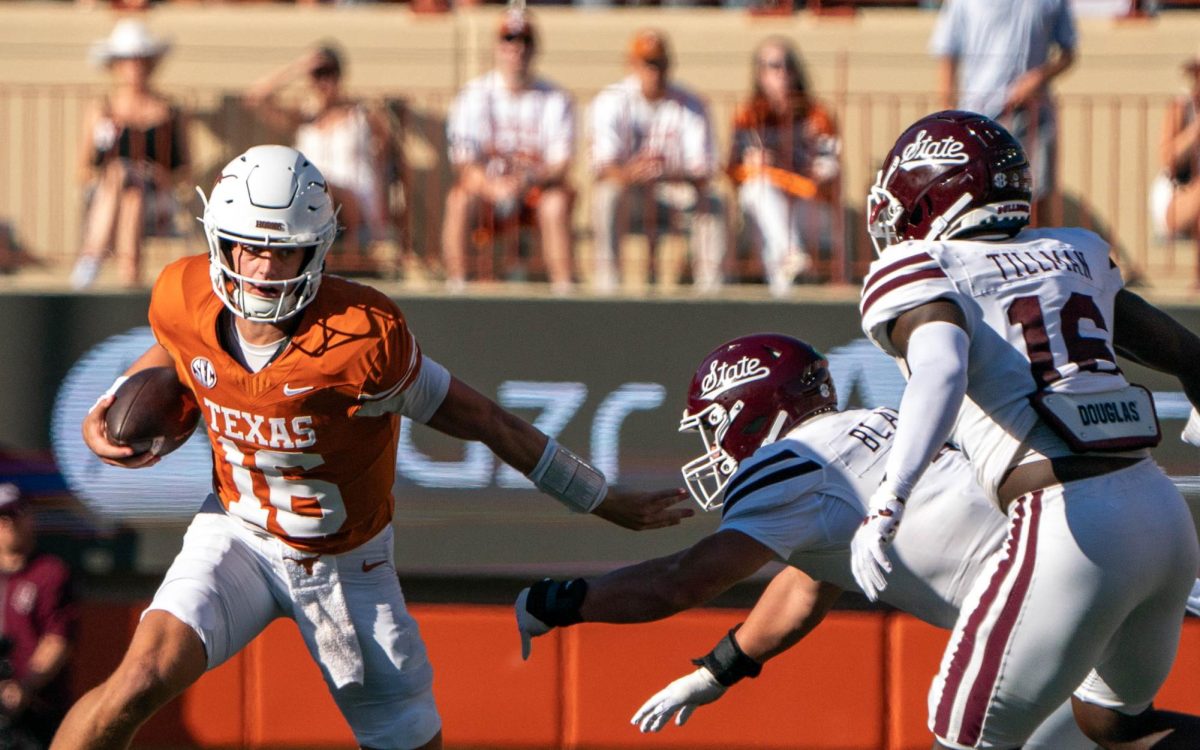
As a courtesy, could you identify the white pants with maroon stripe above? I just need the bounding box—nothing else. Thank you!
[928,459,1198,749]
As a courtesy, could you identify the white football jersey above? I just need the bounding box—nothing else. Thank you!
[719,408,1005,629]
[588,76,716,178]
[446,71,575,171]
[860,227,1142,501]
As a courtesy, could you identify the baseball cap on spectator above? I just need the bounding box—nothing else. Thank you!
[0,484,26,517]
[497,9,537,49]
[629,30,671,68]
[89,19,171,68]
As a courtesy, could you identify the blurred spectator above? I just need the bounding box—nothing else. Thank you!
[73,20,190,290]
[0,484,75,750]
[930,0,1076,220]
[0,221,19,275]
[589,29,725,295]
[1151,52,1200,239]
[244,44,395,273]
[728,37,839,297]
[442,9,575,295]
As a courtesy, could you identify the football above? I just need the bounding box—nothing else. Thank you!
[105,367,201,457]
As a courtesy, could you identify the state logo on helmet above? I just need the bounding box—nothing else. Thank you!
[199,145,338,322]
[679,333,837,510]
[866,110,1031,255]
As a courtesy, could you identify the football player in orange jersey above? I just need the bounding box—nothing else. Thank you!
[56,145,691,750]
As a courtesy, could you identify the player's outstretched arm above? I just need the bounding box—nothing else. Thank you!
[852,300,969,600]
[631,568,843,732]
[591,486,693,531]
[81,343,174,468]
[1114,290,1200,407]
[515,531,775,659]
[1113,290,1200,446]
[427,376,692,530]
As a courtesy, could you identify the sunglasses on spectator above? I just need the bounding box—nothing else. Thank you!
[641,57,669,71]
[502,33,532,44]
[758,58,788,71]
[311,66,339,79]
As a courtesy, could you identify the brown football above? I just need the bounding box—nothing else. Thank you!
[104,367,201,457]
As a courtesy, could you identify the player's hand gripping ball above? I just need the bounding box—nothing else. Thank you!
[105,367,200,457]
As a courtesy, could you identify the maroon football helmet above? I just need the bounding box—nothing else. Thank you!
[867,110,1031,254]
[680,334,837,510]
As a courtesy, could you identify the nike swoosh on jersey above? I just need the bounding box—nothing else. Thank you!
[283,384,314,397]
[361,559,388,573]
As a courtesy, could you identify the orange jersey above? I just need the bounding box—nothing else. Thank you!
[728,97,839,199]
[149,254,423,555]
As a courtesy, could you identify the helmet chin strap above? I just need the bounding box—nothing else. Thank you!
[923,192,974,241]
[762,411,789,448]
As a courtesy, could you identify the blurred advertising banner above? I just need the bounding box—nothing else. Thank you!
[3,292,1196,574]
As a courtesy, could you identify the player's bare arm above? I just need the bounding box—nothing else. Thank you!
[427,376,692,531]
[515,530,774,659]
[81,343,173,468]
[426,376,546,471]
[630,569,843,734]
[1113,288,1200,406]
[579,530,775,623]
[737,568,842,663]
[886,299,968,358]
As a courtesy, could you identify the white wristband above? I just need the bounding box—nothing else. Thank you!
[89,375,129,415]
[528,439,608,513]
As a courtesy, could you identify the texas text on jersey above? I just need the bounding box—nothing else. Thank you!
[150,253,422,554]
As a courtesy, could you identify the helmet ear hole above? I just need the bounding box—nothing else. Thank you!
[740,415,767,436]
[908,199,926,227]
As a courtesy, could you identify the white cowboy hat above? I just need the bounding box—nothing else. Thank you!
[89,19,172,67]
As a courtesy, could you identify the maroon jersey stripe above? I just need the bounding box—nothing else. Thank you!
[862,251,935,298]
[861,267,948,316]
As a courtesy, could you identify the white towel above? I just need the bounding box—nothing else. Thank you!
[284,554,365,689]
[1189,579,1200,619]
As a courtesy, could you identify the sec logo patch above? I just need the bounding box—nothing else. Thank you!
[191,357,217,388]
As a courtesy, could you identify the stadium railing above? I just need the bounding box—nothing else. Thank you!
[0,84,1193,293]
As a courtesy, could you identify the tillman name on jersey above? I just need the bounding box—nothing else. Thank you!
[202,397,316,449]
[985,248,1093,282]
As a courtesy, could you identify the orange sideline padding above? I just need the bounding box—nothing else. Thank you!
[564,610,886,750]
[244,619,355,747]
[417,604,564,749]
[886,615,949,750]
[63,602,1200,749]
[1154,618,1200,713]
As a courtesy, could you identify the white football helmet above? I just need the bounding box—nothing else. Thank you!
[199,145,338,322]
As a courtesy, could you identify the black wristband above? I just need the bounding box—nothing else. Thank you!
[691,625,762,687]
[526,577,588,627]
